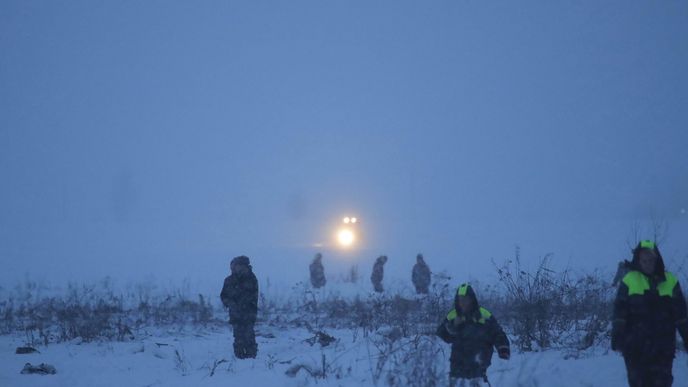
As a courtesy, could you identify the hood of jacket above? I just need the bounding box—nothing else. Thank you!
[453,283,480,317]
[629,241,666,279]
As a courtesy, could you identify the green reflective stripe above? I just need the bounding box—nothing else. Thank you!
[640,240,656,249]
[623,271,650,295]
[448,308,490,324]
[457,284,469,296]
[658,272,678,297]
[478,307,492,324]
[623,271,678,297]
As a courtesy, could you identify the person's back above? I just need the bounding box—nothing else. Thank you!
[412,254,431,294]
[371,255,387,292]
[309,253,326,289]
[221,261,258,323]
[220,256,259,358]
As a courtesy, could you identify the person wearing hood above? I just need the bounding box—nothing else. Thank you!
[371,255,388,293]
[309,253,326,289]
[412,253,431,294]
[436,283,510,387]
[220,255,259,359]
[612,240,688,387]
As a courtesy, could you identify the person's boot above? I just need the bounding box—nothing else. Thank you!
[233,343,244,359]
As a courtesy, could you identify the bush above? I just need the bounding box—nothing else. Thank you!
[1,279,219,345]
[492,247,613,351]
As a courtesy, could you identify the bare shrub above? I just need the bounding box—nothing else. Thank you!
[386,334,446,387]
[1,279,221,345]
[493,247,614,352]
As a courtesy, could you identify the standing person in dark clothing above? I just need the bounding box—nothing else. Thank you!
[371,255,387,292]
[220,255,259,359]
[437,283,510,387]
[309,253,326,289]
[612,240,688,387]
[412,253,431,294]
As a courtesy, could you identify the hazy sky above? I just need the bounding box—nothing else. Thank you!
[1,1,687,291]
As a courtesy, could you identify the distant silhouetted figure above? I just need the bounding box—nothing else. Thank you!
[220,255,258,359]
[371,255,388,292]
[309,253,326,288]
[412,253,431,294]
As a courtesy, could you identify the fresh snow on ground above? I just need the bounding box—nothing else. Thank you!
[2,324,686,387]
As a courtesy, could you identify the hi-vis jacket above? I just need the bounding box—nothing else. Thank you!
[612,244,688,359]
[436,284,509,378]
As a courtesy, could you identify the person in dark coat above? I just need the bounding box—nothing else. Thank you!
[412,253,431,294]
[220,255,259,359]
[371,255,388,293]
[612,240,688,387]
[309,253,326,289]
[437,283,510,387]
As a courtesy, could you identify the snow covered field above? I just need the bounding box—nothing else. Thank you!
[0,272,685,387]
[2,324,686,387]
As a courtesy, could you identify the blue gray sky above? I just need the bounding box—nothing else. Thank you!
[1,1,687,290]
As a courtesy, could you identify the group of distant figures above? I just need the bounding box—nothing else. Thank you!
[221,240,688,387]
[309,252,432,294]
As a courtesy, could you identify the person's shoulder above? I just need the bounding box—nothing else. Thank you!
[664,271,678,282]
[479,307,493,319]
[621,270,645,283]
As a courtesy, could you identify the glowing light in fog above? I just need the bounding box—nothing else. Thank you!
[351,217,357,223]
[338,229,355,247]
[343,217,351,224]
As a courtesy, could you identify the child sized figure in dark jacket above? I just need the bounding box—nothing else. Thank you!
[436,283,510,387]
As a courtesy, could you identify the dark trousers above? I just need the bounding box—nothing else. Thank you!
[450,361,487,380]
[231,322,257,359]
[624,355,673,387]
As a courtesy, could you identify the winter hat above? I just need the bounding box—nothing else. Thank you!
[456,283,476,298]
[231,255,251,268]
[453,283,479,313]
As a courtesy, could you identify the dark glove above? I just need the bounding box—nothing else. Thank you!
[498,346,510,360]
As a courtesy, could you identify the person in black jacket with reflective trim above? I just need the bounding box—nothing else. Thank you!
[437,283,510,387]
[612,240,688,387]
[221,255,259,359]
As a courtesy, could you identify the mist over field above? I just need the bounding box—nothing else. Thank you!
[1,2,688,385]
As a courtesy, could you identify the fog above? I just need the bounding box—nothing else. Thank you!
[1,1,687,293]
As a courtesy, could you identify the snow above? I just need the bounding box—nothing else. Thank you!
[2,325,686,386]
